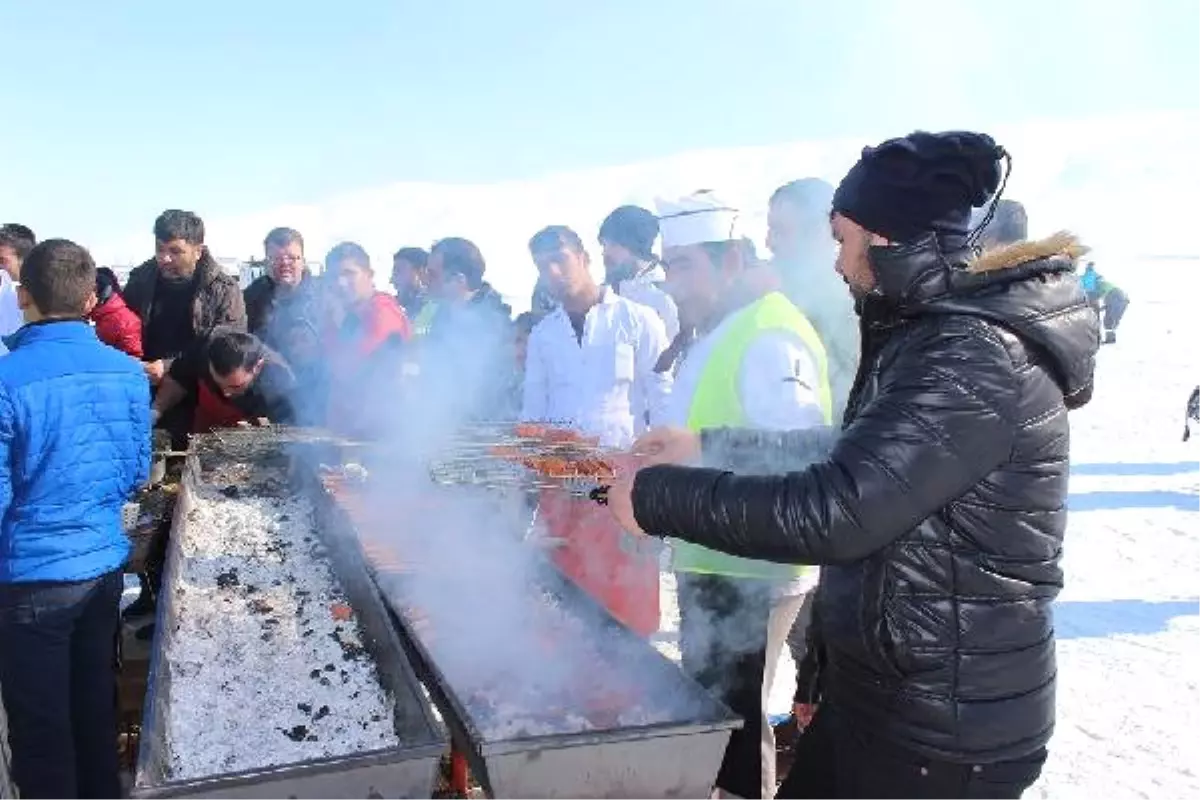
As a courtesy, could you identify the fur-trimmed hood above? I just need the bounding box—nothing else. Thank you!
[867,231,1099,409]
[968,230,1089,273]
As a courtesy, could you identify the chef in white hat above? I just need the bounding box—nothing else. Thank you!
[643,190,835,799]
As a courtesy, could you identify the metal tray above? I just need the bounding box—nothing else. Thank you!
[132,445,447,799]
[307,462,742,799]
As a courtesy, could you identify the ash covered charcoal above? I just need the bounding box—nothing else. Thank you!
[160,465,399,783]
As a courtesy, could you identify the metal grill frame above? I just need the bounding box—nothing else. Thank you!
[301,457,743,799]
[131,439,447,799]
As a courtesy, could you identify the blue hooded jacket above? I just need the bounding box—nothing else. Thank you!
[0,320,151,582]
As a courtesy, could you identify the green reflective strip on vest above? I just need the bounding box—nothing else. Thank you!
[670,292,832,580]
[412,302,438,337]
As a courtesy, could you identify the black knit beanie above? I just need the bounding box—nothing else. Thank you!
[598,205,659,261]
[832,131,1006,243]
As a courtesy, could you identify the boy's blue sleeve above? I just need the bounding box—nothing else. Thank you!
[129,378,152,495]
[0,386,14,532]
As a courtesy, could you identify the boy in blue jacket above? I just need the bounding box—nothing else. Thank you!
[0,239,151,799]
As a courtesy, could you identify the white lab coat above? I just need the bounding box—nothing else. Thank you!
[0,274,24,355]
[521,288,671,448]
[614,264,680,342]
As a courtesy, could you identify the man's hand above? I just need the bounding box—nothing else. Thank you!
[605,471,646,536]
[143,359,167,386]
[632,427,701,467]
[793,702,818,731]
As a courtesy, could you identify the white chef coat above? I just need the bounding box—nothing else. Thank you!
[614,264,680,342]
[521,288,671,448]
[663,308,826,595]
[0,274,24,355]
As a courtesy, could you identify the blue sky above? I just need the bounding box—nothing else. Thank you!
[2,0,1197,255]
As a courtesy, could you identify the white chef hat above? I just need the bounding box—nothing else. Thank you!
[655,190,741,248]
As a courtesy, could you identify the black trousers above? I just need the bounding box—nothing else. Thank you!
[0,571,123,799]
[778,704,1046,799]
[677,573,773,799]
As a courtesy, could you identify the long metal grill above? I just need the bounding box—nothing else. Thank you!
[313,464,741,799]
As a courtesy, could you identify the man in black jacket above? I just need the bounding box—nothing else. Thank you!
[608,131,1099,798]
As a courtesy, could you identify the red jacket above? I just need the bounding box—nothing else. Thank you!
[326,293,411,433]
[89,294,144,358]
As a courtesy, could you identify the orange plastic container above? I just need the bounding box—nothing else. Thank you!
[538,489,660,638]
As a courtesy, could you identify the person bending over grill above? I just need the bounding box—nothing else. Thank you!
[152,328,297,433]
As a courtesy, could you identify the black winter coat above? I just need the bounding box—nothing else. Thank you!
[124,250,247,355]
[633,232,1099,764]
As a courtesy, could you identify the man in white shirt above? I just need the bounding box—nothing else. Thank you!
[652,191,834,799]
[521,224,669,638]
[521,225,670,449]
[0,225,36,354]
[598,205,681,342]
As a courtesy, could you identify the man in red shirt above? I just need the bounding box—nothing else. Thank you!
[324,242,410,436]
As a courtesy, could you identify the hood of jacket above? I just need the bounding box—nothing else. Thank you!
[866,231,1098,409]
[89,292,132,321]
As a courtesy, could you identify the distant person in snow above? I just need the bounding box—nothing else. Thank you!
[1079,261,1129,344]
[89,267,143,358]
[0,224,37,351]
[615,131,1100,799]
[766,179,859,423]
[1183,386,1199,442]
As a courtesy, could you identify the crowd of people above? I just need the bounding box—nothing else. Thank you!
[0,127,1106,800]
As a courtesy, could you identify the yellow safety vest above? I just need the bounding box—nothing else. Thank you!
[412,302,439,338]
[671,292,833,579]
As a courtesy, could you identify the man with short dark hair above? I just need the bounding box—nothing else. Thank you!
[152,328,297,431]
[615,131,1100,798]
[325,243,411,436]
[598,205,680,341]
[122,209,246,621]
[0,239,150,800]
[0,223,36,350]
[244,227,312,337]
[242,227,325,417]
[391,246,431,325]
[522,225,669,637]
[124,210,246,390]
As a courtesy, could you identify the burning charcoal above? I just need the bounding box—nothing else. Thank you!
[298,703,312,714]
[281,725,308,742]
[314,705,330,721]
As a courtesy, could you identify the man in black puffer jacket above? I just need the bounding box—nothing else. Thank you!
[608,131,1099,798]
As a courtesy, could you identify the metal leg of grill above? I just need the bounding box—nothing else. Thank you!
[450,748,470,796]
